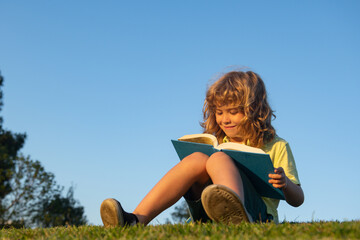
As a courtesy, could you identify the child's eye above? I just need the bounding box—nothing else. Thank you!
[216,111,222,115]
[230,110,239,114]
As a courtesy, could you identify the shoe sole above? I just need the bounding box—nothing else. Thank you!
[100,198,124,227]
[201,184,250,224]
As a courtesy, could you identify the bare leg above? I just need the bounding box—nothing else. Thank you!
[204,151,252,222]
[133,152,210,225]
[206,152,245,202]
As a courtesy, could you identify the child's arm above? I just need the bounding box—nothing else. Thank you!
[268,167,304,207]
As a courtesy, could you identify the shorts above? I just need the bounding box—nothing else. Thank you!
[184,168,273,223]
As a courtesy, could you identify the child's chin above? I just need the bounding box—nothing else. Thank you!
[225,132,240,138]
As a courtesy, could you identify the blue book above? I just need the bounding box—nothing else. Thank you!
[172,134,285,200]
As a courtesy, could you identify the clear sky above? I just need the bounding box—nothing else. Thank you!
[1,1,359,225]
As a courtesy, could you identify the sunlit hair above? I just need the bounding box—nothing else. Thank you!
[201,71,276,148]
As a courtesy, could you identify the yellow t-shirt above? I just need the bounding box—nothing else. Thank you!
[224,135,300,223]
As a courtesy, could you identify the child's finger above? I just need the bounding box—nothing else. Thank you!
[268,178,284,184]
[269,181,285,188]
[269,178,286,188]
[268,173,282,179]
[272,183,286,189]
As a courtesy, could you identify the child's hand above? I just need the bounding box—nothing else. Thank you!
[268,167,288,190]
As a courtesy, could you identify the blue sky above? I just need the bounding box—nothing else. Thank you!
[1,1,359,225]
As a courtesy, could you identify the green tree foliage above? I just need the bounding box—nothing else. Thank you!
[33,186,87,227]
[0,72,26,220]
[0,130,25,198]
[1,155,61,227]
[0,71,87,228]
[170,200,190,223]
[1,154,87,228]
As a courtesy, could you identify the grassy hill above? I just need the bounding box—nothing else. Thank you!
[1,221,359,239]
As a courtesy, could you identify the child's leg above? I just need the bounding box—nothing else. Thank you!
[133,152,210,225]
[202,151,253,223]
[101,151,253,226]
[206,152,245,203]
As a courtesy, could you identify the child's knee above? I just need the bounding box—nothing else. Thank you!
[206,152,233,169]
[181,152,208,171]
[184,152,208,162]
[209,151,231,161]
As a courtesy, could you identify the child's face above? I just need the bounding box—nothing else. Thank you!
[215,105,245,143]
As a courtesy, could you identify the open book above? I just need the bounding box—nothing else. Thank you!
[172,133,285,200]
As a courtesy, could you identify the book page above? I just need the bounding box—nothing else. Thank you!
[178,133,218,146]
[216,142,265,154]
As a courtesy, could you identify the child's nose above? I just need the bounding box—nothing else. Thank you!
[223,114,231,123]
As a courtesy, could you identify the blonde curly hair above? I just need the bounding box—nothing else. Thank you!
[201,71,276,148]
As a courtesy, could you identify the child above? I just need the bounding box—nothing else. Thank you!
[100,70,304,226]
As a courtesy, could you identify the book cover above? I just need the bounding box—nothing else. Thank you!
[171,140,285,200]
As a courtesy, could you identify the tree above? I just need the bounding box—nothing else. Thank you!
[1,155,61,227]
[0,71,86,228]
[0,130,26,199]
[1,154,87,228]
[170,200,190,223]
[33,186,87,227]
[0,72,26,221]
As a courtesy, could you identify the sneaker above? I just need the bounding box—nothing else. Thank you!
[100,198,138,227]
[201,184,252,224]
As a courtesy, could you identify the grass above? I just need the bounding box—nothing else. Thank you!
[1,221,359,240]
